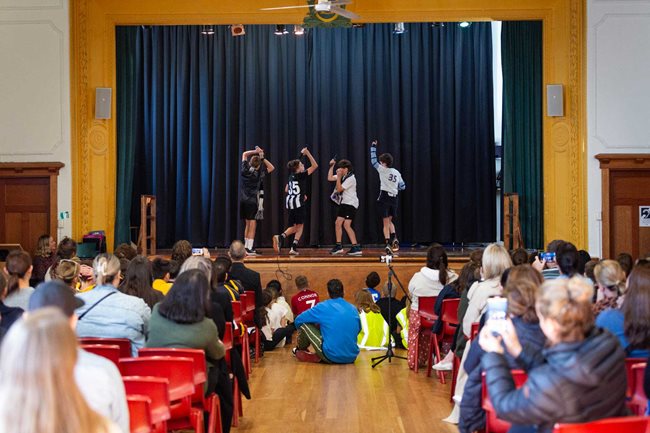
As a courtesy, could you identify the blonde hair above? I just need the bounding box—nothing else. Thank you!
[0,308,111,433]
[92,254,121,286]
[594,259,626,295]
[536,277,594,343]
[481,243,513,280]
[355,289,380,314]
[52,259,81,287]
[35,235,53,258]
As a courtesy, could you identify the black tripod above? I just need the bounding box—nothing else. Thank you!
[372,258,410,368]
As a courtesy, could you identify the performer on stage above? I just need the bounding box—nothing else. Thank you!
[240,146,275,256]
[273,147,318,255]
[370,140,405,254]
[328,159,361,256]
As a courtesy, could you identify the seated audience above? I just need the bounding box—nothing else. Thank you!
[532,239,563,280]
[31,234,56,284]
[28,280,129,433]
[592,259,625,315]
[596,265,650,358]
[0,308,121,433]
[171,239,193,265]
[479,277,627,433]
[459,265,546,433]
[266,279,294,322]
[151,257,173,295]
[375,281,405,345]
[364,271,381,302]
[577,250,591,275]
[395,301,409,349]
[118,255,163,309]
[76,254,151,356]
[293,279,360,364]
[355,289,390,350]
[407,244,458,369]
[258,289,295,351]
[113,243,136,261]
[228,241,263,321]
[45,237,78,282]
[617,252,634,278]
[50,258,93,292]
[510,248,529,266]
[291,274,319,316]
[0,271,23,340]
[3,250,35,310]
[213,257,240,300]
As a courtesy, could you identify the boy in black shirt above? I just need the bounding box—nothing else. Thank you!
[241,146,275,255]
[273,147,318,255]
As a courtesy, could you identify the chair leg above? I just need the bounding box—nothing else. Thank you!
[450,355,459,403]
[434,335,446,384]
[206,394,222,433]
[232,378,240,427]
[191,408,205,433]
[243,332,251,376]
[426,333,437,378]
[254,327,261,363]
[414,330,420,373]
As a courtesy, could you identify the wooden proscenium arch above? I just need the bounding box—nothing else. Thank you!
[70,0,587,250]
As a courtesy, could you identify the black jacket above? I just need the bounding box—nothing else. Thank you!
[229,262,262,327]
[482,328,627,433]
[0,301,23,342]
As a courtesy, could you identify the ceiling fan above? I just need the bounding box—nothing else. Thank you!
[260,0,360,20]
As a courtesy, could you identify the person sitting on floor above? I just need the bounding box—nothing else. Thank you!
[293,279,361,364]
[259,289,295,351]
[266,279,294,323]
[355,289,390,350]
[395,300,410,349]
[375,282,405,347]
[364,271,382,302]
[290,275,319,317]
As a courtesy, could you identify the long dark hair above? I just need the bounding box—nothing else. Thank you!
[453,261,481,294]
[426,244,449,286]
[257,289,273,325]
[5,250,32,296]
[623,266,650,350]
[158,269,209,324]
[119,256,160,309]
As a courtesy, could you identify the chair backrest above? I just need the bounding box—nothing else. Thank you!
[119,356,195,402]
[138,348,206,386]
[223,322,234,351]
[482,370,528,433]
[79,337,132,358]
[80,344,120,366]
[231,301,243,323]
[440,298,460,337]
[244,290,257,312]
[123,376,171,424]
[127,395,153,433]
[470,322,480,341]
[418,296,437,315]
[625,357,646,398]
[630,363,648,416]
[552,416,650,433]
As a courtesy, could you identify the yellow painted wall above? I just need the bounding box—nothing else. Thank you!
[71,0,586,249]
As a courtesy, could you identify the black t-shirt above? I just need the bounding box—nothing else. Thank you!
[285,171,309,209]
[240,160,265,204]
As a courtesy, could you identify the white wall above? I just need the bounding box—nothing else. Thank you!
[587,0,650,257]
[0,0,71,239]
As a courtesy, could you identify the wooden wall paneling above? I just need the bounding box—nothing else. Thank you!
[612,205,633,258]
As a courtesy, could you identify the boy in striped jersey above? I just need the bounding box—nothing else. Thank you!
[370,140,406,254]
[273,147,318,255]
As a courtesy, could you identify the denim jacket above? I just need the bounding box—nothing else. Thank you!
[76,285,151,356]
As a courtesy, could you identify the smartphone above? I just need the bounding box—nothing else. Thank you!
[191,248,203,256]
[540,251,556,262]
[486,297,508,336]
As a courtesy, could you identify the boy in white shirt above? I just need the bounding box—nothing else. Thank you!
[327,159,361,256]
[370,140,406,254]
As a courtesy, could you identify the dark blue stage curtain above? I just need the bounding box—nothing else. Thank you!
[115,23,495,248]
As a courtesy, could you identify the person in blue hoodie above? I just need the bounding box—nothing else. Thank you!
[293,279,361,364]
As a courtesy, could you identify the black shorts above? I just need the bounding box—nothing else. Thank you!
[337,204,357,220]
[288,206,307,226]
[377,193,398,218]
[240,201,258,220]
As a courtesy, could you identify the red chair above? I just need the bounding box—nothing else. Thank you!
[123,376,171,433]
[241,291,261,364]
[119,356,204,433]
[470,322,481,341]
[137,348,222,433]
[80,344,120,366]
[427,298,460,381]
[553,416,650,433]
[413,296,437,374]
[481,370,528,433]
[626,358,646,398]
[127,395,153,433]
[79,337,132,358]
[232,301,251,377]
[630,363,648,416]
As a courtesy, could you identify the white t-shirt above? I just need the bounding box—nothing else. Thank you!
[376,165,405,197]
[339,174,359,208]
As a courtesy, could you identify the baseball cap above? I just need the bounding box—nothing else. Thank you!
[28,280,85,317]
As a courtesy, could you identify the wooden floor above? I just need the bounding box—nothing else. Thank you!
[237,346,457,433]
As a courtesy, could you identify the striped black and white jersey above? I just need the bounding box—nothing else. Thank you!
[285,171,309,209]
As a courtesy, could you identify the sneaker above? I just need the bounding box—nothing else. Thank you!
[384,244,394,256]
[392,238,400,252]
[347,245,362,256]
[290,247,299,255]
[292,347,298,357]
[432,360,454,371]
[330,244,344,255]
[272,235,282,253]
[245,248,257,257]
[295,349,321,363]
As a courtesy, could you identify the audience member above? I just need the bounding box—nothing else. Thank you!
[259,289,295,351]
[596,265,650,358]
[479,277,627,433]
[364,271,381,302]
[291,275,319,316]
[45,237,78,281]
[293,279,360,364]
[76,254,151,356]
[555,242,580,278]
[355,289,389,350]
[0,270,23,339]
[212,259,239,301]
[459,265,546,433]
[617,252,634,278]
[3,250,35,310]
[169,259,182,280]
[113,243,136,261]
[577,250,591,275]
[510,248,529,266]
[592,260,625,315]
[51,258,81,291]
[266,279,293,322]
[0,308,121,433]
[469,249,483,265]
[375,281,405,343]
[151,257,173,295]
[118,255,163,309]
[215,256,245,296]
[28,280,129,433]
[407,244,458,369]
[31,234,56,284]
[228,241,263,321]
[532,239,563,280]
[171,239,192,265]
[395,300,409,349]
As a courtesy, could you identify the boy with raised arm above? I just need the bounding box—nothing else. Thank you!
[240,146,275,256]
[328,158,361,256]
[370,140,405,254]
[273,147,318,255]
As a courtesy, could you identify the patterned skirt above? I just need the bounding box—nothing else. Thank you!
[407,307,430,370]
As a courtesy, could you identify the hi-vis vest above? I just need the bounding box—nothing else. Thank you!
[396,307,409,349]
[358,310,390,350]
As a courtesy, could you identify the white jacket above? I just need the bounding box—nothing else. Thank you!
[462,277,502,337]
[408,267,458,310]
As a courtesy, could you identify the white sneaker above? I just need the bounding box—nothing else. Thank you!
[442,405,460,424]
[432,360,453,371]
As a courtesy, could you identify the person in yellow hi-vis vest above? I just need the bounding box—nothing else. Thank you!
[396,305,409,349]
[355,290,390,350]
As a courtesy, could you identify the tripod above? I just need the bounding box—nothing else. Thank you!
[372,258,410,368]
